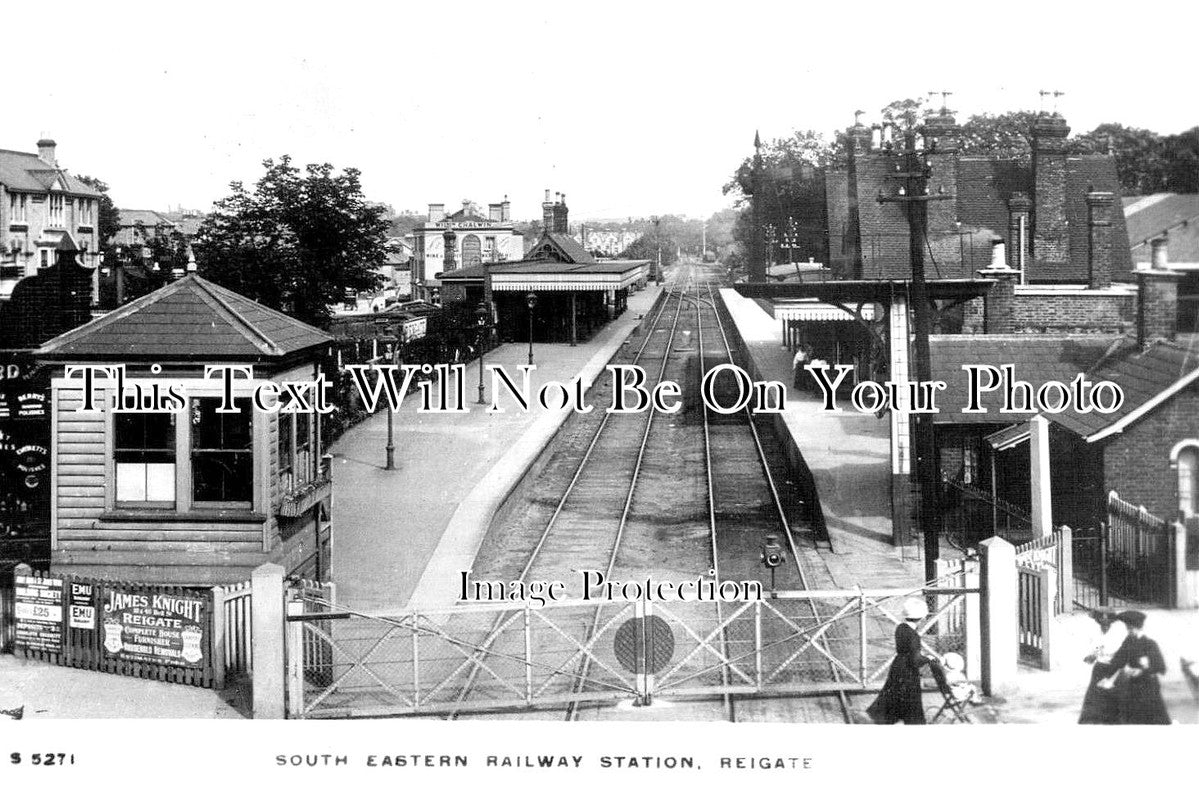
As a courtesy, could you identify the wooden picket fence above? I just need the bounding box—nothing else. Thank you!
[1016,563,1056,668]
[1015,526,1072,614]
[214,579,253,677]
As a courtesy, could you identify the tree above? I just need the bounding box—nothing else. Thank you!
[194,156,389,326]
[74,175,121,246]
[959,111,1039,158]
[386,209,426,238]
[1160,127,1199,194]
[723,130,837,267]
[619,232,678,267]
[1072,123,1169,195]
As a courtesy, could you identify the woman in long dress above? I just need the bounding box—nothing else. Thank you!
[867,598,932,724]
[1078,609,1126,724]
[1109,610,1171,724]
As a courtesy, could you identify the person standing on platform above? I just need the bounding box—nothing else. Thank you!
[867,598,933,724]
[1078,608,1126,724]
[1108,610,1171,724]
[792,344,809,391]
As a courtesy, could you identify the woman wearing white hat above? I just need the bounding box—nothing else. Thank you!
[867,597,933,724]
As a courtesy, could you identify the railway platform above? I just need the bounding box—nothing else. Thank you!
[332,284,664,611]
[719,289,924,591]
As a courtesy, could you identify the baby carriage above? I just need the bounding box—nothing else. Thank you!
[926,653,981,724]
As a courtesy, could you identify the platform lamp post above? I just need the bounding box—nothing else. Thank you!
[475,301,490,404]
[380,332,399,470]
[526,292,538,365]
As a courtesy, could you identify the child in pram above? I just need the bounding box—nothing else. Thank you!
[927,652,980,722]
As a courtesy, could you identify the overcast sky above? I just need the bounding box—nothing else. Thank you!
[8,1,1195,222]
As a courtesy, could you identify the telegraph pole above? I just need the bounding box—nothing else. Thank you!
[750,131,765,282]
[878,114,954,582]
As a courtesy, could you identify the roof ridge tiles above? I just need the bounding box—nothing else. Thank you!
[188,277,284,357]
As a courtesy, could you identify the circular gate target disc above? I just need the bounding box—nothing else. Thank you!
[613,615,675,674]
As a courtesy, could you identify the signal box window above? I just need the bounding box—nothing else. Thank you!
[191,397,253,504]
[114,413,176,504]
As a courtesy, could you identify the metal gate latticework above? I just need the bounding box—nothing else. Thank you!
[285,580,976,719]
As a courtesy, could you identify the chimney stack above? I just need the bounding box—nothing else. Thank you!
[921,111,960,231]
[1031,114,1072,267]
[488,203,502,222]
[1136,238,1181,345]
[1007,192,1032,274]
[554,193,569,234]
[1151,236,1169,270]
[846,114,872,158]
[542,189,555,231]
[1086,191,1115,289]
[442,228,457,271]
[501,195,511,222]
[37,137,57,168]
[978,238,1019,334]
[428,203,445,224]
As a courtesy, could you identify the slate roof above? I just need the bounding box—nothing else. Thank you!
[439,259,647,281]
[828,137,1133,282]
[1052,338,1199,440]
[526,230,596,264]
[118,209,176,228]
[36,274,332,361]
[952,155,1133,281]
[0,148,102,197]
[929,334,1121,423]
[1122,194,1199,259]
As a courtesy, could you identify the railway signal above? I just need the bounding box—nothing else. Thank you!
[761,533,785,595]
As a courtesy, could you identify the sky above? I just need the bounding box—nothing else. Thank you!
[7,0,1197,223]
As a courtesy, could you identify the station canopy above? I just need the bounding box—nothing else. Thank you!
[439,259,648,292]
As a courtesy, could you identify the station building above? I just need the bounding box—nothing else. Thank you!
[439,192,649,344]
[34,271,336,586]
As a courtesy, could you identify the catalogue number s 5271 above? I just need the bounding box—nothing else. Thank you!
[10,753,76,765]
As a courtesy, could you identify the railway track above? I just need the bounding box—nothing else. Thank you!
[453,263,854,722]
[452,269,715,717]
[694,278,854,723]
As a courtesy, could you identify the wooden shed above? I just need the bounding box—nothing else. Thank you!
[35,274,335,585]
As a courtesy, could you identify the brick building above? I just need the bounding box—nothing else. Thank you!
[411,197,522,302]
[1,138,103,303]
[933,236,1196,534]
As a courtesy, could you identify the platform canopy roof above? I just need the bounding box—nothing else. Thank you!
[734,278,996,303]
[439,259,649,292]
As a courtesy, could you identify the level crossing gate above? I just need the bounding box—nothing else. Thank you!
[283,578,979,719]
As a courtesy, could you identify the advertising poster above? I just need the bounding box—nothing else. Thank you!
[101,589,206,668]
[13,574,63,651]
[68,582,96,631]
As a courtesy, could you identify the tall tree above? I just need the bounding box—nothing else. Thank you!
[723,130,837,267]
[194,156,389,326]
